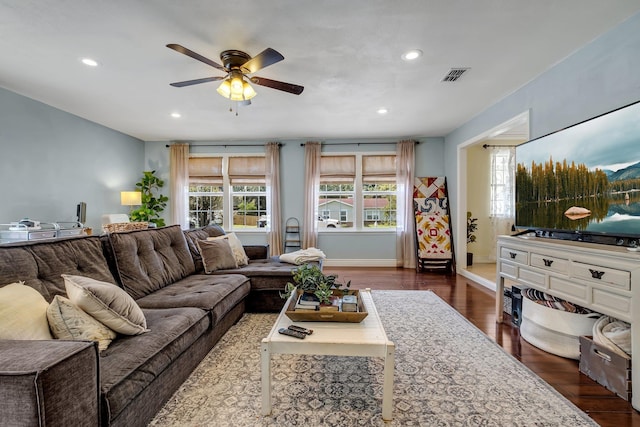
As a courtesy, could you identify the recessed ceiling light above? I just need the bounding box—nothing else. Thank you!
[377,108,388,115]
[81,58,98,67]
[171,112,182,118]
[401,49,422,61]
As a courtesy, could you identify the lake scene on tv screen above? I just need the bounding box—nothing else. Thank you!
[515,100,640,237]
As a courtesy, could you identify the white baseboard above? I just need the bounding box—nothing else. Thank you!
[323,259,398,267]
[459,269,496,292]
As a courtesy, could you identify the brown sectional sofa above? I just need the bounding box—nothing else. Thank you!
[0,224,305,426]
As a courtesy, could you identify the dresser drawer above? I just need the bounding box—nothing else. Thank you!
[500,262,518,279]
[519,267,546,287]
[591,288,631,321]
[530,253,569,274]
[571,262,630,291]
[549,276,588,304]
[500,247,528,265]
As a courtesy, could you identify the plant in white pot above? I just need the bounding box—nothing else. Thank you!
[467,211,478,266]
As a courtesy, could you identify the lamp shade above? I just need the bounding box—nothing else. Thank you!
[120,191,142,206]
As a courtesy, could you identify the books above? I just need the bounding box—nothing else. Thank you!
[297,293,320,306]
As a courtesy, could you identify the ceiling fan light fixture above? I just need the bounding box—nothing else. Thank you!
[216,75,256,101]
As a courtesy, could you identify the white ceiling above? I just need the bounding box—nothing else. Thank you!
[0,1,638,142]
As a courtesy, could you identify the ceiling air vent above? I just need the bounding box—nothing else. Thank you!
[442,67,470,82]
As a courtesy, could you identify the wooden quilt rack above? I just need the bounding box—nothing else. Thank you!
[413,177,455,274]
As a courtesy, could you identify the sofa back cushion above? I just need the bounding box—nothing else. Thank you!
[105,225,196,299]
[0,236,116,302]
[183,225,226,272]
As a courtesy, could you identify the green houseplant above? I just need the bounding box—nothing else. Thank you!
[129,170,169,227]
[281,264,351,305]
[467,211,478,266]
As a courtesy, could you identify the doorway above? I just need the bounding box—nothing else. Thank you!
[456,112,529,289]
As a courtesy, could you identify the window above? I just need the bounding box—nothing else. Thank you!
[319,155,355,228]
[317,153,396,230]
[362,155,396,228]
[187,155,267,230]
[490,148,516,218]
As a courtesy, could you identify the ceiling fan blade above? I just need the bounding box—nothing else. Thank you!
[241,48,284,74]
[169,76,224,87]
[167,44,226,72]
[250,76,304,95]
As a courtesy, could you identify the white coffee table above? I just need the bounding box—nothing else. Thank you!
[261,288,395,420]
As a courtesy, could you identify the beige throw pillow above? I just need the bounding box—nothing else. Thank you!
[197,238,238,273]
[0,282,53,340]
[63,274,148,335]
[207,232,249,266]
[47,295,117,352]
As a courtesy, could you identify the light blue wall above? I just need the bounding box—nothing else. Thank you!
[444,11,640,254]
[145,136,444,263]
[0,87,144,232]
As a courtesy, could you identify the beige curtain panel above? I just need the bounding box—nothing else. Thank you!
[396,140,416,268]
[303,142,321,249]
[265,142,282,256]
[169,143,190,229]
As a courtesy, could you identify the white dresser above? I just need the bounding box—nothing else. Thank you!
[496,235,640,409]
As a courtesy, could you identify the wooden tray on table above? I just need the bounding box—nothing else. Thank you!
[284,289,368,322]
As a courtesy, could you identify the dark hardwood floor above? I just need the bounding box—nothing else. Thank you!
[324,267,640,427]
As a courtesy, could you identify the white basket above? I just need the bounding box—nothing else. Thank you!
[520,296,600,359]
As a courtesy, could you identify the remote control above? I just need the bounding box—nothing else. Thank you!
[288,325,313,335]
[278,327,306,339]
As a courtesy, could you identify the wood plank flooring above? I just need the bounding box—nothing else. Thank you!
[324,266,640,427]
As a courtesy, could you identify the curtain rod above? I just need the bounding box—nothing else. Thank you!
[165,143,283,148]
[299,141,419,147]
[482,143,518,149]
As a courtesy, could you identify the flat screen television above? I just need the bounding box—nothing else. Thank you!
[515,99,640,247]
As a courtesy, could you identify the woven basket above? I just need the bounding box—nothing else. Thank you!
[102,222,148,233]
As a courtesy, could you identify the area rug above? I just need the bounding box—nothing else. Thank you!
[149,291,598,426]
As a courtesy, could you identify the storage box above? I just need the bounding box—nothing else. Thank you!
[579,336,632,401]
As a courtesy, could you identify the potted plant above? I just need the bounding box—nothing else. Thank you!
[467,211,478,266]
[129,170,169,227]
[281,264,351,305]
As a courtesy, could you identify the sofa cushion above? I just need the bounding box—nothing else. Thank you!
[98,307,209,424]
[197,238,238,273]
[0,236,117,302]
[134,274,250,324]
[183,225,226,272]
[47,295,116,352]
[106,225,196,299]
[210,257,301,290]
[207,233,249,266]
[63,275,148,335]
[0,282,53,340]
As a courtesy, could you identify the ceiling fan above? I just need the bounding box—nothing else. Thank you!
[166,44,304,106]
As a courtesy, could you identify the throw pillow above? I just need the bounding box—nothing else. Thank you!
[0,282,53,340]
[207,233,249,266]
[197,238,238,273]
[63,274,148,335]
[47,295,117,352]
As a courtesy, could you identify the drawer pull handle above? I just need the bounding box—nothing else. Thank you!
[543,259,553,267]
[509,252,517,259]
[589,269,605,279]
[593,348,612,362]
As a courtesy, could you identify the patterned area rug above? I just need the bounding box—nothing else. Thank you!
[150,291,598,426]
